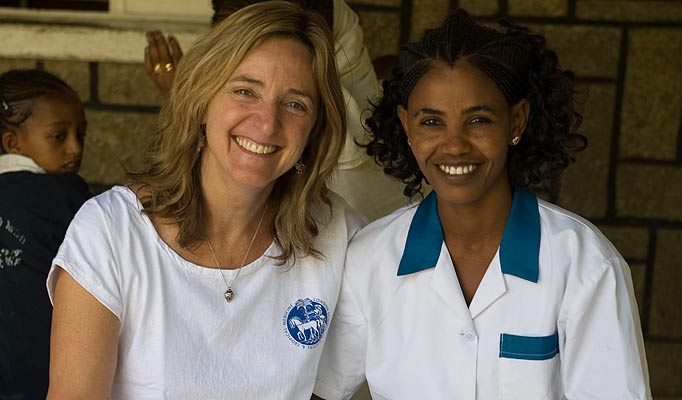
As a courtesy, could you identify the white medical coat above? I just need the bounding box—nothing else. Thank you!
[315,188,651,400]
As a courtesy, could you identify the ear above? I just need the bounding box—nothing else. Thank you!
[397,105,410,139]
[510,98,530,141]
[1,130,21,154]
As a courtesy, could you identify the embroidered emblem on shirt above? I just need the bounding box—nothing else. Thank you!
[283,298,329,348]
[0,248,22,269]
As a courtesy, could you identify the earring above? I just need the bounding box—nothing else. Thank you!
[294,160,305,175]
[511,136,521,146]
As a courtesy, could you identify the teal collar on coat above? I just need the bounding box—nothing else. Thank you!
[397,188,540,283]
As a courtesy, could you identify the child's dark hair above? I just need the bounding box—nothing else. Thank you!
[365,9,587,198]
[0,69,78,153]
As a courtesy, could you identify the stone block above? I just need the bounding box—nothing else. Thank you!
[80,109,158,185]
[356,10,402,59]
[409,0,450,41]
[351,0,399,6]
[645,341,682,395]
[43,59,90,103]
[98,62,164,107]
[558,83,615,219]
[528,25,621,79]
[616,165,682,221]
[459,0,498,17]
[621,28,682,159]
[648,229,682,338]
[0,57,37,73]
[598,226,649,260]
[509,0,567,17]
[576,1,682,22]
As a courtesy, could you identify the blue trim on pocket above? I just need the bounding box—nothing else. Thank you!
[499,332,559,361]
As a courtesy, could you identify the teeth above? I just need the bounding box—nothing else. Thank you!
[439,164,477,176]
[235,136,277,155]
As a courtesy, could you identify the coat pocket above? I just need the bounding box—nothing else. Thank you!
[498,332,561,400]
[499,332,559,361]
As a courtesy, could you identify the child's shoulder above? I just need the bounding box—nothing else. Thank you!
[1,170,89,208]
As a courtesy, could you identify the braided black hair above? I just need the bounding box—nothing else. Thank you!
[0,69,78,153]
[365,9,586,198]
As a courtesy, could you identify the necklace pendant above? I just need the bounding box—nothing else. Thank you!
[224,288,234,302]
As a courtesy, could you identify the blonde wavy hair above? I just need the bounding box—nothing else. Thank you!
[128,1,346,263]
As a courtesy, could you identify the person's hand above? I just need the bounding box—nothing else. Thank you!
[144,30,183,98]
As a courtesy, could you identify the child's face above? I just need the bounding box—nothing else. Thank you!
[13,93,86,174]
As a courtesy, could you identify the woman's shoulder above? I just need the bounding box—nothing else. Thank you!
[74,185,142,224]
[349,199,420,256]
[358,198,420,235]
[537,198,623,263]
[86,185,138,206]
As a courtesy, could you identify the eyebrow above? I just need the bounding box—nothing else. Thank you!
[413,108,445,117]
[462,105,498,116]
[45,121,72,128]
[413,104,498,118]
[228,75,314,102]
[229,75,261,85]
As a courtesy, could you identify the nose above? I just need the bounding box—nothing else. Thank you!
[440,125,472,155]
[66,132,83,158]
[254,102,282,136]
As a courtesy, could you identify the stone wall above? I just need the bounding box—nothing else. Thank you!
[1,0,681,397]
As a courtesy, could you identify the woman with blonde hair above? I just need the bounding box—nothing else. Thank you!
[46,2,363,398]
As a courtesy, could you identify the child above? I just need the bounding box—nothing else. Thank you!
[314,10,651,399]
[0,69,91,399]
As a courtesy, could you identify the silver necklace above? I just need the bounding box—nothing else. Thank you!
[206,202,268,302]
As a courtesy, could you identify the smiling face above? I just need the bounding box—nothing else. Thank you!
[398,60,528,208]
[3,92,86,174]
[202,35,318,194]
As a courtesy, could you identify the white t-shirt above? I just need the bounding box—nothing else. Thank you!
[315,188,651,400]
[47,186,364,400]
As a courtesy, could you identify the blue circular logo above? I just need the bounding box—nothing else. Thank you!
[285,298,329,346]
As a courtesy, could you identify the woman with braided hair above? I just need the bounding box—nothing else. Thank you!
[313,9,650,400]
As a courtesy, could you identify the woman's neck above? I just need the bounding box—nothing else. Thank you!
[200,168,273,243]
[437,183,514,246]
[437,182,515,305]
